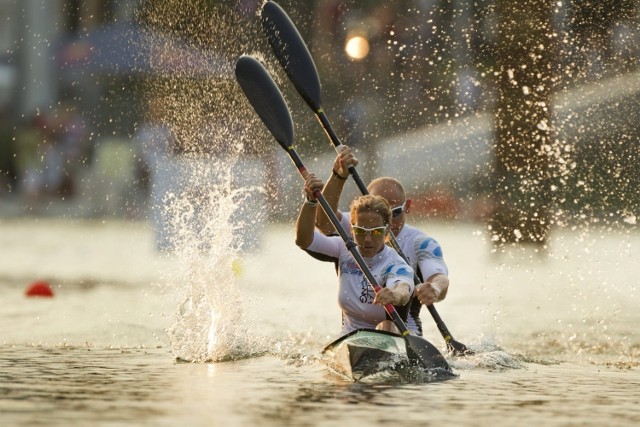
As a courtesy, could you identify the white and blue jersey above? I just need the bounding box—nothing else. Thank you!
[304,231,415,334]
[338,213,448,335]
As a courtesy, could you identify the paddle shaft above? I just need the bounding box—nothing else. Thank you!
[315,110,367,192]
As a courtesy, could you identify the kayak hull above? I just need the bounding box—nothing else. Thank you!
[322,329,457,381]
[322,329,410,381]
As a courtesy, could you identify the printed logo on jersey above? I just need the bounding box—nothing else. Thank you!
[340,258,363,277]
[359,276,374,303]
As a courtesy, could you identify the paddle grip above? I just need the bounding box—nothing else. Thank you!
[316,111,370,195]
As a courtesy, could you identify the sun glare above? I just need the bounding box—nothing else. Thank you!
[345,35,370,60]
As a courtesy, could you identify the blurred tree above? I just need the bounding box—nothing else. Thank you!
[489,0,556,246]
[567,0,637,78]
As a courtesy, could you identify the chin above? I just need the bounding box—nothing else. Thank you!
[359,248,377,257]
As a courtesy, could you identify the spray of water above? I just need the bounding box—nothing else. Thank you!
[161,160,264,362]
[129,2,284,362]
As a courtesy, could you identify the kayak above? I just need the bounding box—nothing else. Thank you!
[322,329,455,381]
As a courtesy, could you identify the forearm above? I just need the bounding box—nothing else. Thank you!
[315,172,347,234]
[295,201,318,249]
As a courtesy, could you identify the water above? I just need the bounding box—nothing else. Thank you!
[1,218,639,426]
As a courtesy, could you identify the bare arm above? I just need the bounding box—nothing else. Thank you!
[315,146,358,234]
[295,174,324,249]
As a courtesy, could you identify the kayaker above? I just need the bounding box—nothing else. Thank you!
[315,146,449,336]
[295,173,415,335]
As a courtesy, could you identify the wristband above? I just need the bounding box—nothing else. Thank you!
[302,191,318,206]
[332,169,348,180]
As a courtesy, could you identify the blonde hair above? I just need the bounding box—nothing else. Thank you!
[349,195,392,226]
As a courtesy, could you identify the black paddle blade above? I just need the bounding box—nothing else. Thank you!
[234,55,293,150]
[426,303,473,357]
[260,1,322,111]
[405,334,453,373]
[448,338,475,356]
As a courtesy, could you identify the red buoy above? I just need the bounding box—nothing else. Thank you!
[25,281,54,298]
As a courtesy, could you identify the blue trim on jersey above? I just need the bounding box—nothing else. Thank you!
[419,238,435,251]
[396,267,411,276]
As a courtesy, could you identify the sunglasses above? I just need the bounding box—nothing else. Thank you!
[391,201,406,218]
[352,225,387,236]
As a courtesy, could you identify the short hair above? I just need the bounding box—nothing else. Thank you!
[349,195,392,226]
[368,177,405,198]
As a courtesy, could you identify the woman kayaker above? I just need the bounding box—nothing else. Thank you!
[315,146,450,336]
[295,173,414,334]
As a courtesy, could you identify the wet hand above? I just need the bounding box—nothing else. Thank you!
[303,174,324,200]
[415,282,440,306]
[333,146,358,178]
[374,287,398,306]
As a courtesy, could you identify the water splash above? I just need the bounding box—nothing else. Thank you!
[128,2,283,363]
[165,159,268,363]
[447,335,526,371]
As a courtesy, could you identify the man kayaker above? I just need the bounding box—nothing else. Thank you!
[295,173,415,335]
[315,146,449,336]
